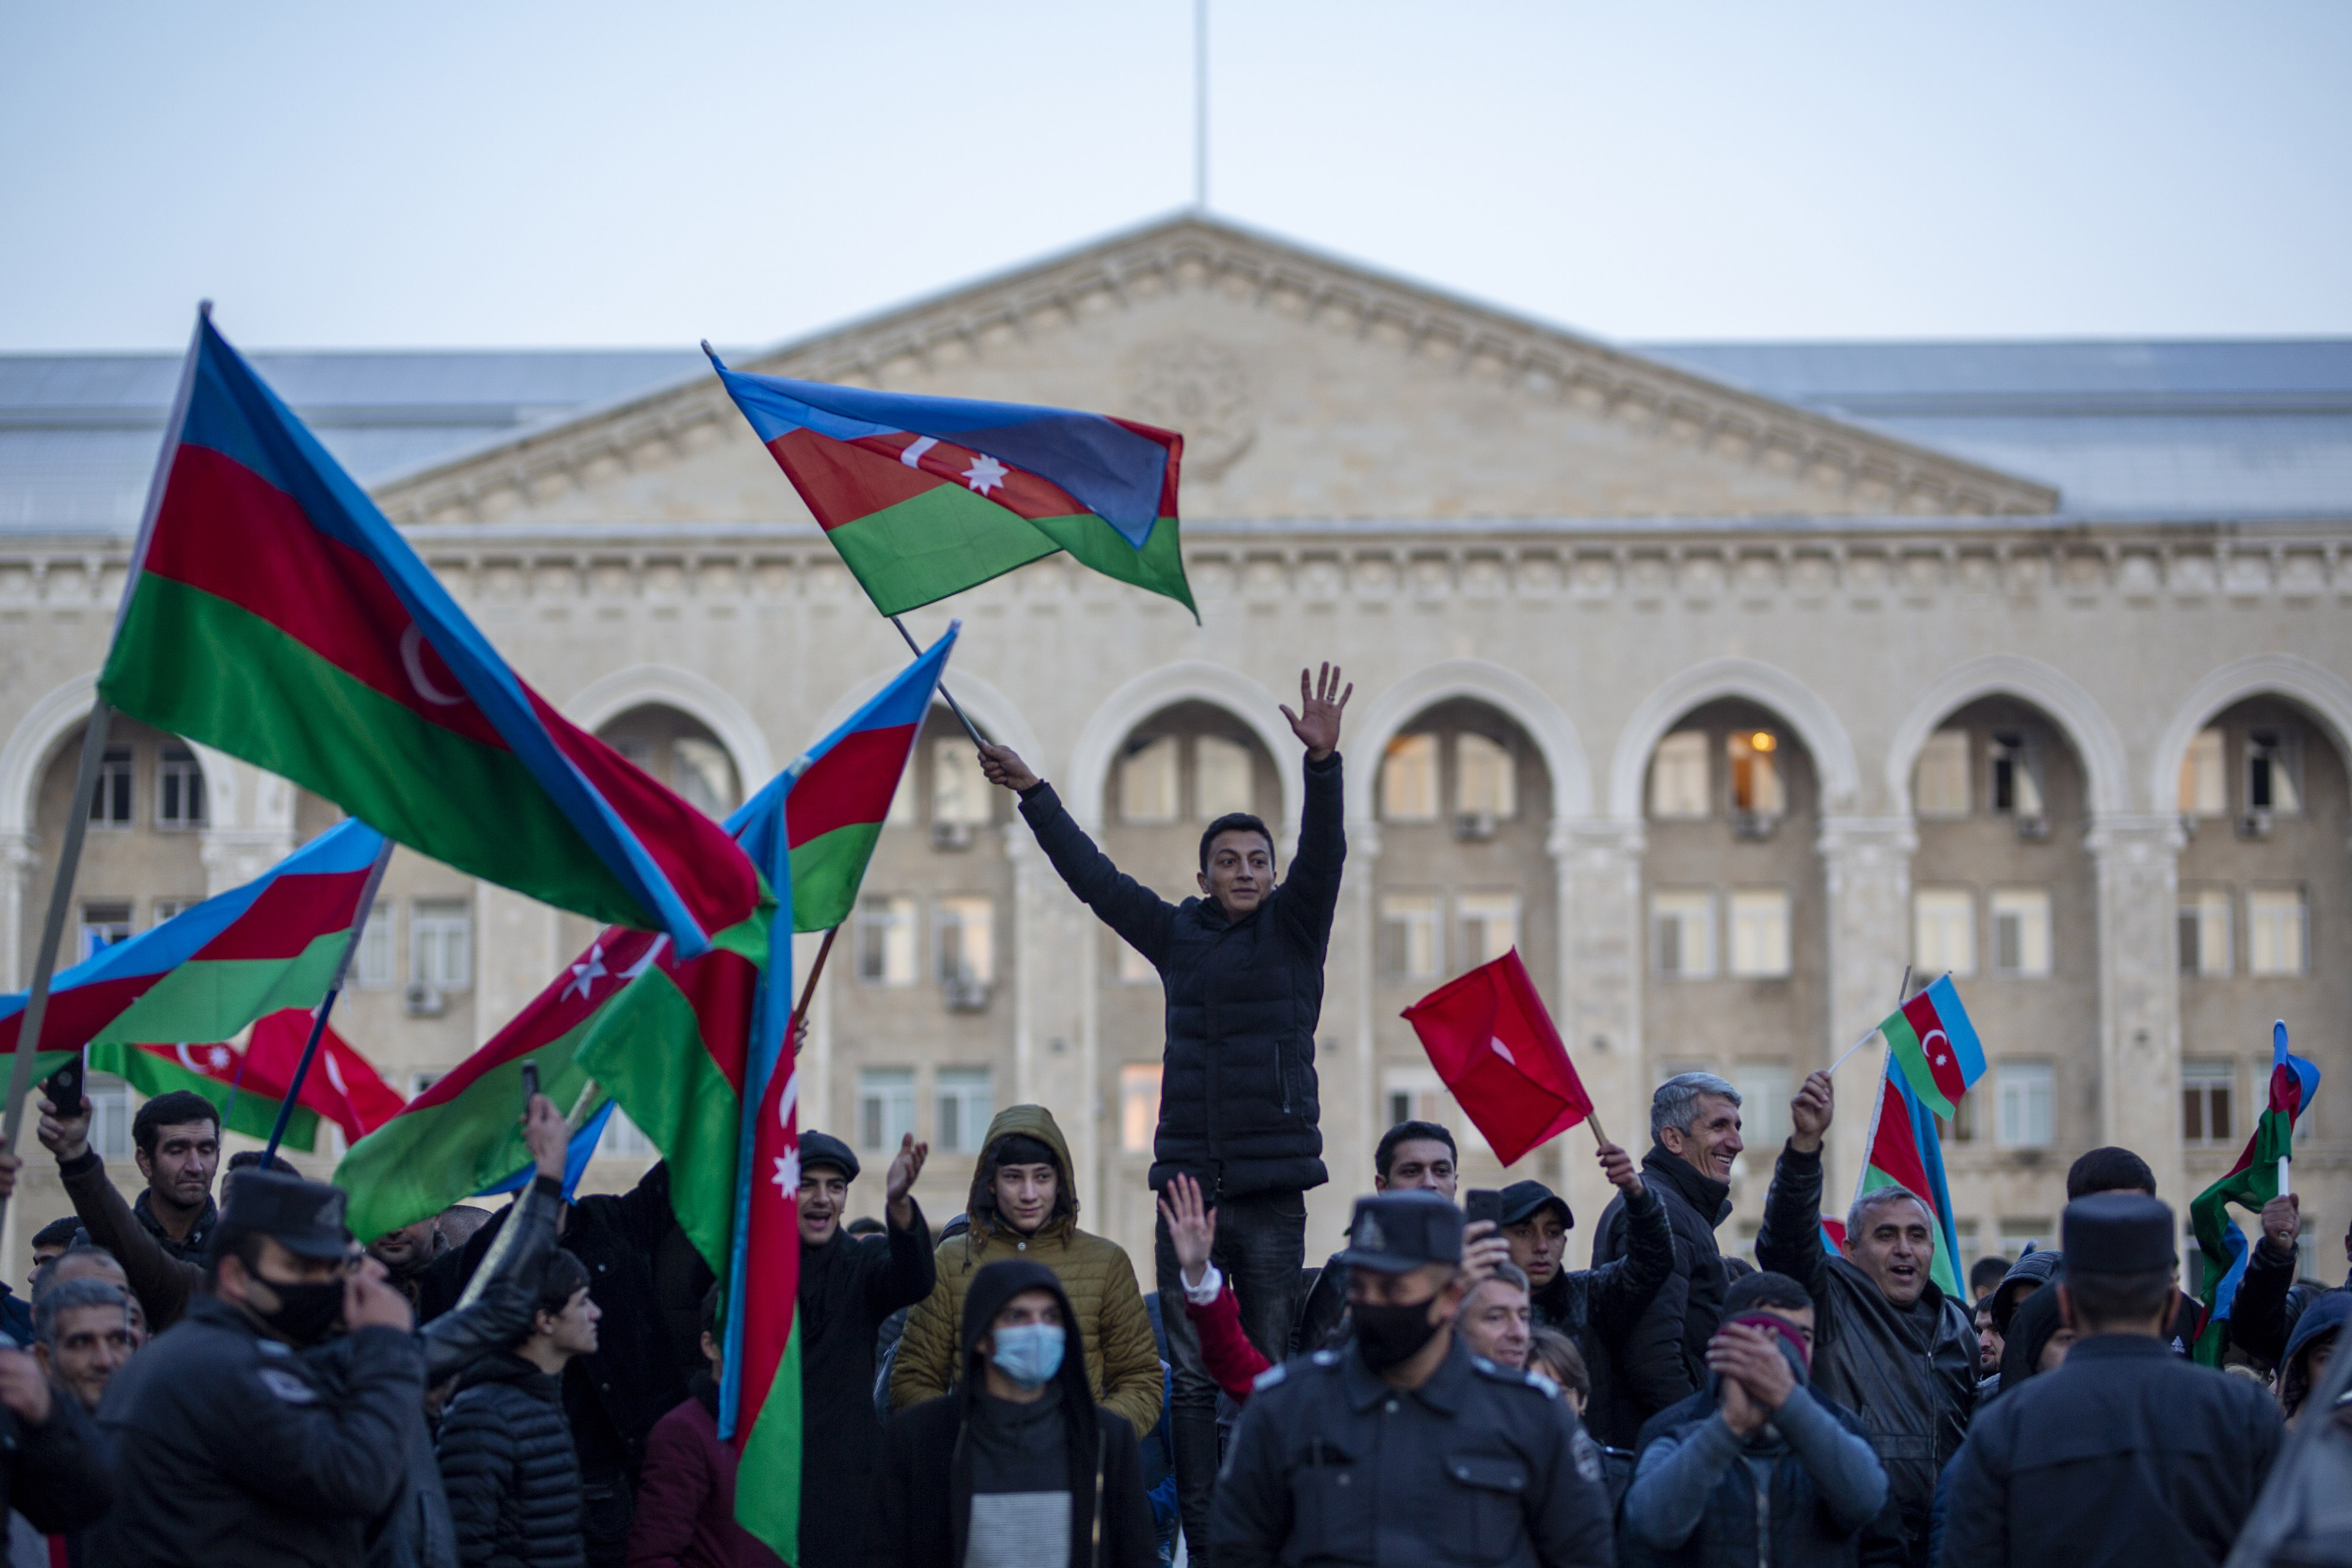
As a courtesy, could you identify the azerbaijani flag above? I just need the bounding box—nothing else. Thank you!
[0,818,385,1146]
[710,355,1194,620]
[333,913,765,1255]
[101,312,757,957]
[244,1009,407,1144]
[1879,974,1987,1121]
[2192,1021,2320,1365]
[1856,1058,1967,1301]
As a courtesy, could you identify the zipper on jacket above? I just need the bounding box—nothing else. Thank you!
[1091,1429,1106,1568]
[1753,1459,1770,1568]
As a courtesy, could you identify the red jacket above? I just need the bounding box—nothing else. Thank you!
[625,1383,785,1568]
[1182,1278,1272,1404]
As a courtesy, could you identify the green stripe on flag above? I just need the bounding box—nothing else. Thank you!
[1029,513,1195,617]
[823,488,1061,615]
[1880,1013,1955,1121]
[91,937,350,1049]
[788,821,883,934]
[102,576,655,931]
[735,1320,803,1557]
[91,1041,319,1149]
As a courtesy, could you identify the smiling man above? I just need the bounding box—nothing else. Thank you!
[1755,1070,1974,1568]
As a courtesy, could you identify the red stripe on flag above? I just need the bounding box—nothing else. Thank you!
[1898,992,1969,1108]
[769,428,1092,530]
[674,948,759,1098]
[0,975,159,1054]
[405,928,664,1111]
[146,445,509,748]
[785,725,918,850]
[1868,1079,1936,1201]
[188,871,370,962]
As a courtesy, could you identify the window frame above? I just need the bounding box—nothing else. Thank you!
[1995,1062,2056,1149]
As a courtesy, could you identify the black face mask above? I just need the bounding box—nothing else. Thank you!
[256,1278,346,1345]
[1352,1296,1443,1370]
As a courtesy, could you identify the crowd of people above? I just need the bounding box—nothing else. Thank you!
[0,663,2343,1567]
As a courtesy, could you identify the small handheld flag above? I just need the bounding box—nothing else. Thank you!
[1855,1057,1967,1300]
[1401,950,1593,1166]
[1880,975,1987,1119]
[710,354,1195,620]
[2191,1021,2320,1365]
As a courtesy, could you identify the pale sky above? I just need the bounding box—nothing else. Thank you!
[3,1,2347,352]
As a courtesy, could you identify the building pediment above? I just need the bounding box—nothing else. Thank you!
[370,214,2058,529]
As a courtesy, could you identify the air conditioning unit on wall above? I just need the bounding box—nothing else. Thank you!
[404,983,445,1018]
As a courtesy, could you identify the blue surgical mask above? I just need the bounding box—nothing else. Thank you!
[990,1323,1066,1388]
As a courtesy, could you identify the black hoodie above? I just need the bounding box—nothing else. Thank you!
[879,1259,1155,1568]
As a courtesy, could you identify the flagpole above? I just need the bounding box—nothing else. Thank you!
[1848,967,1911,1213]
[261,839,395,1164]
[888,617,988,748]
[786,926,839,1053]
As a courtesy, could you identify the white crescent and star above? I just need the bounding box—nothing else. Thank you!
[399,624,466,707]
[1922,1028,1952,1071]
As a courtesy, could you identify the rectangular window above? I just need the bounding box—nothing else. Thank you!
[86,1071,133,1160]
[2248,887,2308,976]
[1193,735,1255,820]
[1996,1062,2054,1149]
[1915,728,1972,817]
[78,902,132,962]
[1726,731,1785,817]
[858,1068,916,1151]
[1380,734,1440,822]
[931,738,991,826]
[1990,732,2044,818]
[1651,890,1716,979]
[88,747,133,828]
[935,1066,993,1153]
[1936,1094,1977,1144]
[156,744,207,828]
[2246,730,2302,815]
[1382,1067,1488,1156]
[150,898,196,928]
[351,902,395,989]
[934,895,995,985]
[1728,888,1792,978]
[1455,733,1517,819]
[1913,887,1976,978]
[857,894,919,987]
[2178,888,2232,977]
[1990,888,2052,977]
[2179,728,2227,817]
[1456,890,1519,970]
[1378,892,1442,979]
[594,1102,657,1158]
[1733,1063,1793,1149]
[410,900,473,991]
[1120,1062,1162,1154]
[2182,1059,2234,1145]
[1648,732,1710,820]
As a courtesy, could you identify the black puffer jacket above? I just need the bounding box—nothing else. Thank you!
[1018,751,1344,1198]
[1588,1145,1733,1446]
[1755,1144,1972,1568]
[437,1353,586,1568]
[1532,1177,1678,1433]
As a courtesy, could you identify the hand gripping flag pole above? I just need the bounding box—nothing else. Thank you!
[261,838,396,1164]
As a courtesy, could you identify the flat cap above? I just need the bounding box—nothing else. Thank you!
[2062,1192,2176,1275]
[1498,1179,1572,1232]
[799,1131,860,1183]
[1336,1191,1463,1275]
[221,1170,353,1261]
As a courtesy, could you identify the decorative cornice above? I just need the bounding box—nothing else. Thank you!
[366,215,2062,526]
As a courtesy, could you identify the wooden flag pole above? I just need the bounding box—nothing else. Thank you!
[261,839,396,1163]
[889,617,987,748]
[1586,1111,1609,1149]
[786,925,841,1054]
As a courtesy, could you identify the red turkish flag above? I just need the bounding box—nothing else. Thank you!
[1401,950,1592,1166]
[245,1009,409,1144]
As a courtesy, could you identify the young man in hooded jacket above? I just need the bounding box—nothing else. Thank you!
[880,1258,1156,1568]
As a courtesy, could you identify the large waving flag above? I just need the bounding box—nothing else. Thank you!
[1877,974,1987,1121]
[243,1009,407,1145]
[1856,1057,1966,1300]
[101,313,757,957]
[0,818,385,1145]
[1401,950,1594,1166]
[710,356,1195,620]
[2192,1021,2320,1365]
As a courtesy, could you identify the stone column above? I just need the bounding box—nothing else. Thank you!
[1816,817,1919,1207]
[1551,819,1646,1248]
[0,834,34,990]
[198,756,296,895]
[2086,815,2188,1216]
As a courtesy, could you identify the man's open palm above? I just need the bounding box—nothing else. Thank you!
[1281,663,1352,760]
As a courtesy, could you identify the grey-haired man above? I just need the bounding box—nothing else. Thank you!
[1586,1071,1744,1446]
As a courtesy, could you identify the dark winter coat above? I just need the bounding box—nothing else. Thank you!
[1756,1145,1973,1568]
[878,1259,1157,1568]
[624,1376,783,1568]
[2224,1233,2346,1368]
[1588,1144,1734,1446]
[1017,751,1344,1198]
[1532,1176,1677,1441]
[794,1201,936,1568]
[438,1352,587,1568]
[93,1296,426,1568]
[0,1388,110,1537]
[1940,1335,2283,1568]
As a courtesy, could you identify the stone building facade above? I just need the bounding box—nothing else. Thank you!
[2,215,2347,1292]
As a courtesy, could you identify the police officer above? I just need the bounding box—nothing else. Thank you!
[1211,1189,1616,1568]
[1939,1192,2285,1568]
[95,1168,426,1567]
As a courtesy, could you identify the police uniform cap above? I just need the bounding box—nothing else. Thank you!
[800,1131,860,1183]
[2061,1191,2176,1273]
[1498,1179,1572,1232]
[1335,1190,1463,1274]
[220,1169,353,1261]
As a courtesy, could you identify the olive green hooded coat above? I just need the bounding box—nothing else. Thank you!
[886,1104,1164,1437]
